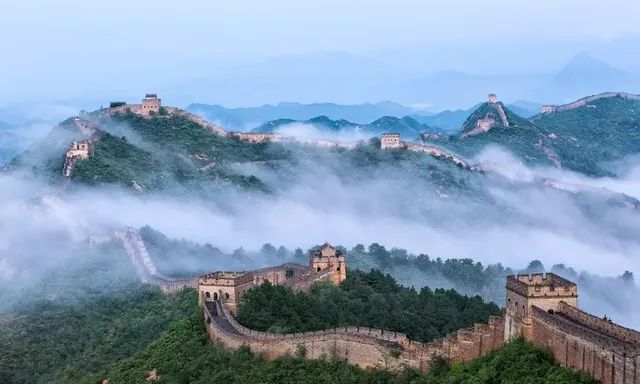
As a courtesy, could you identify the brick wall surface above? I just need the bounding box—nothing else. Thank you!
[530,306,640,384]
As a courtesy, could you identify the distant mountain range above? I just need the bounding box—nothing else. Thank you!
[170,51,640,109]
[187,100,541,132]
[251,115,442,139]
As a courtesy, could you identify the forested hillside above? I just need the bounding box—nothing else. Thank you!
[0,277,596,384]
[427,94,640,177]
[235,270,501,342]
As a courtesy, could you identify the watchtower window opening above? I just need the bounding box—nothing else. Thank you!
[317,266,321,272]
[337,266,341,272]
[205,292,211,298]
[225,292,230,299]
[213,292,218,300]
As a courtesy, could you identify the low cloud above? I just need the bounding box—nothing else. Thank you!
[274,122,376,142]
[1,134,640,328]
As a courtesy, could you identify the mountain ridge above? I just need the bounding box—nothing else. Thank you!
[425,92,640,177]
[186,100,541,132]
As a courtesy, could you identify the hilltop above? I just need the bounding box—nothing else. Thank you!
[532,92,640,176]
[4,92,640,225]
[425,92,640,177]
[424,95,558,167]
[3,94,478,198]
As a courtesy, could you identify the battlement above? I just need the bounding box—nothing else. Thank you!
[506,273,578,298]
[530,306,640,356]
[488,93,497,103]
[199,271,254,286]
[555,301,640,347]
[215,299,408,343]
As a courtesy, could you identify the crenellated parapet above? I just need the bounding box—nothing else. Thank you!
[204,297,504,373]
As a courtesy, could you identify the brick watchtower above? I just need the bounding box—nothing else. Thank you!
[309,243,347,285]
[504,273,578,341]
[380,133,402,149]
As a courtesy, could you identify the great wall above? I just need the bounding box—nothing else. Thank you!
[460,94,510,139]
[25,91,640,187]
[539,92,640,115]
[103,225,640,383]
[57,93,472,182]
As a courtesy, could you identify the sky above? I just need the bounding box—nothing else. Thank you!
[1,0,640,105]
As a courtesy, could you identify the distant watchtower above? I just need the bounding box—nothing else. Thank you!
[141,93,161,115]
[488,93,497,103]
[541,105,557,114]
[505,273,578,341]
[309,243,347,285]
[380,133,402,149]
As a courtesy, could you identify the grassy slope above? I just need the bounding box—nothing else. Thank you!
[71,113,285,192]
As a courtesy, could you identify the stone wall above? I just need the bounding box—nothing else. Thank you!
[114,227,196,294]
[530,306,640,384]
[230,132,280,143]
[203,296,505,374]
[556,302,640,348]
[205,299,417,371]
[493,104,509,127]
[99,95,473,168]
[281,268,333,292]
[402,142,469,168]
[554,92,640,112]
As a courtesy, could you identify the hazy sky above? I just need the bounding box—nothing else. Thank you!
[2,0,640,104]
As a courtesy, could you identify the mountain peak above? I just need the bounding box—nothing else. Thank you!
[562,52,615,73]
[558,52,623,75]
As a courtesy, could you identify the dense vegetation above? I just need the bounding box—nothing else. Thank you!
[236,270,502,342]
[0,285,596,384]
[137,226,638,317]
[71,132,177,189]
[0,286,194,384]
[428,102,555,167]
[428,96,640,177]
[533,96,640,177]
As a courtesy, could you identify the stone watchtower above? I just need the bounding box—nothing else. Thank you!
[380,133,402,149]
[309,243,347,285]
[541,105,557,114]
[504,273,578,341]
[141,93,161,115]
[488,93,497,103]
[198,272,255,315]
